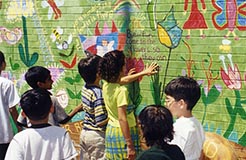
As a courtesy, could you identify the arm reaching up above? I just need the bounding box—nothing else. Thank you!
[120,62,159,85]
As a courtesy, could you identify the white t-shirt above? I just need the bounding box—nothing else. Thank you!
[0,77,20,144]
[5,125,78,160]
[170,116,205,160]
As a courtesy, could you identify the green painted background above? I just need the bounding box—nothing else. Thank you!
[1,0,246,146]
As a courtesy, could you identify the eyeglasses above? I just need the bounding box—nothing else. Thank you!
[165,96,176,107]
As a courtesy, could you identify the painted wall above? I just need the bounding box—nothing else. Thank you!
[1,0,246,147]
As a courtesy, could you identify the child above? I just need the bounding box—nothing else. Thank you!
[137,105,185,160]
[17,66,82,127]
[78,55,108,160]
[99,50,158,160]
[0,51,21,159]
[5,89,78,159]
[164,76,205,160]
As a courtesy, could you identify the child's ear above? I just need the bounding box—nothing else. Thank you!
[179,99,186,109]
[37,81,43,88]
[50,105,54,113]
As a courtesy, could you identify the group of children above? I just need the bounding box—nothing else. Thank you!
[0,49,205,160]
[78,50,204,160]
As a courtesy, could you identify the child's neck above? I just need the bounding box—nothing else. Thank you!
[179,111,193,118]
[29,117,49,126]
[87,81,100,87]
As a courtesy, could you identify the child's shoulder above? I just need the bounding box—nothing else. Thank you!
[175,117,202,130]
[0,76,14,85]
[13,126,68,143]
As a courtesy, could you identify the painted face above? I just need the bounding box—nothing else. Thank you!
[102,40,108,46]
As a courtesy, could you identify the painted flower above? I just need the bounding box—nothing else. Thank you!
[125,57,144,81]
[220,54,242,90]
[157,6,182,49]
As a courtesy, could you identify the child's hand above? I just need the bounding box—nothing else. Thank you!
[143,62,159,76]
[127,145,136,160]
[75,103,83,112]
[127,68,136,76]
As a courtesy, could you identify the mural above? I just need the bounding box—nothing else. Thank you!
[1,0,246,157]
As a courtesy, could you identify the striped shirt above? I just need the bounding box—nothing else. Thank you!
[82,84,108,132]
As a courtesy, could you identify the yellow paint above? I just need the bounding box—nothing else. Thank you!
[157,24,171,47]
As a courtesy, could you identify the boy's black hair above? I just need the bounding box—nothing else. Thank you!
[99,50,125,83]
[25,66,51,89]
[164,76,201,110]
[138,105,174,148]
[78,55,101,84]
[20,89,52,121]
[0,51,5,66]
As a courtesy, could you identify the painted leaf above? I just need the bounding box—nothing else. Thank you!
[201,85,221,105]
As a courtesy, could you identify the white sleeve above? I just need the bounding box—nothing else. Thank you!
[62,131,78,160]
[4,138,23,160]
[51,96,68,122]
[170,131,187,150]
[6,82,20,108]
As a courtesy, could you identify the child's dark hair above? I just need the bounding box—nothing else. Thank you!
[138,105,174,148]
[20,89,52,121]
[25,66,51,89]
[99,50,125,83]
[0,51,5,66]
[164,76,201,110]
[78,55,101,84]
